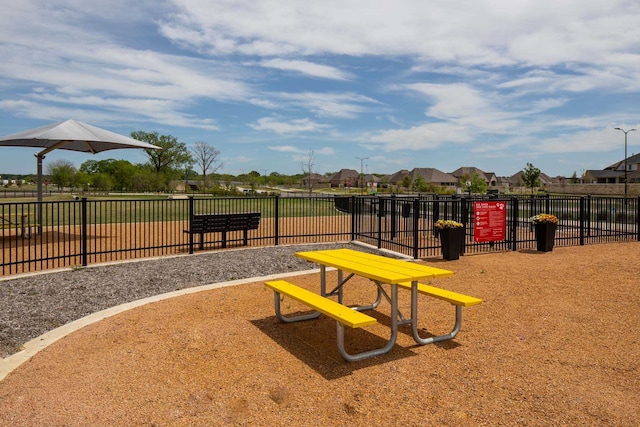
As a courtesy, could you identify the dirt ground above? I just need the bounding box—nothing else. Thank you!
[0,242,639,426]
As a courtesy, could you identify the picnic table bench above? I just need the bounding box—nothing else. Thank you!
[396,281,482,345]
[184,212,261,250]
[0,213,38,238]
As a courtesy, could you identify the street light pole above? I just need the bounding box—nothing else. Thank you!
[356,156,369,194]
[614,127,637,200]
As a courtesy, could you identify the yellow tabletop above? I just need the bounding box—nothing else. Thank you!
[295,248,454,284]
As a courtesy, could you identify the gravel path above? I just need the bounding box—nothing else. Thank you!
[0,242,386,358]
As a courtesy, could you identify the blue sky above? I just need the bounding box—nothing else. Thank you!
[1,0,639,178]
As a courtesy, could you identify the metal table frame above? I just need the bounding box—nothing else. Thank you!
[290,248,455,361]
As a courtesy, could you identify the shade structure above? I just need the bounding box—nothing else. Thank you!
[0,119,161,202]
[0,119,161,234]
[0,119,160,155]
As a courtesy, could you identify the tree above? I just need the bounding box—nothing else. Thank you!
[469,173,488,194]
[90,172,115,191]
[46,159,76,190]
[570,171,579,184]
[79,158,139,191]
[247,170,261,191]
[79,160,101,175]
[300,150,315,194]
[413,176,429,193]
[74,171,91,192]
[522,163,541,193]
[401,175,412,190]
[191,142,222,188]
[131,131,192,174]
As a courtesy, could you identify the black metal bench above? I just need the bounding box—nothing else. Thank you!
[184,212,261,250]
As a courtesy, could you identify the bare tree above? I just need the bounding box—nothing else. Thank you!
[301,150,315,194]
[191,142,222,188]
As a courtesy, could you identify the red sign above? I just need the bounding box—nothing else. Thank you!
[473,201,506,242]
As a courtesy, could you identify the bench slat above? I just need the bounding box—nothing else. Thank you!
[296,248,454,284]
[188,213,261,234]
[397,282,482,307]
[265,280,377,328]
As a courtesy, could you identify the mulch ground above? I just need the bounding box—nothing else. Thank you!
[0,242,638,426]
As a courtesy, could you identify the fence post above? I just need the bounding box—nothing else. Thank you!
[433,195,440,238]
[350,196,356,241]
[461,197,469,255]
[452,194,459,220]
[81,197,88,267]
[637,196,640,242]
[390,195,397,239]
[586,195,591,237]
[188,196,194,254]
[579,196,585,245]
[377,197,383,248]
[545,193,550,213]
[413,199,420,259]
[274,194,280,246]
[511,197,518,251]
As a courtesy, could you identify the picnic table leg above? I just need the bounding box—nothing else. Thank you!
[272,291,321,323]
[409,281,463,345]
[336,284,399,362]
[20,215,32,239]
[326,269,383,311]
[320,266,327,296]
[352,284,382,311]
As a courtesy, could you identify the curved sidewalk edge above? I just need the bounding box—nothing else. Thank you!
[0,268,321,383]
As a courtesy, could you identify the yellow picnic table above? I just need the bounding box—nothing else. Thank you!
[267,248,457,361]
[0,213,36,238]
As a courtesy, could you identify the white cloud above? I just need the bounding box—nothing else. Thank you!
[368,79,582,153]
[268,145,335,155]
[536,129,625,154]
[260,59,352,80]
[368,122,474,151]
[268,145,301,153]
[314,147,336,155]
[275,92,379,118]
[249,117,331,134]
[162,0,640,68]
[405,83,491,119]
[0,2,252,129]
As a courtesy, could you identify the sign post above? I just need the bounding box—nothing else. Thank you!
[473,201,506,242]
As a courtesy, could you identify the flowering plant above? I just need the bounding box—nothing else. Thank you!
[435,219,464,229]
[530,213,559,224]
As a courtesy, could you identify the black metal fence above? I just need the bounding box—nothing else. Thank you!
[349,194,639,258]
[0,195,351,276]
[1,194,638,276]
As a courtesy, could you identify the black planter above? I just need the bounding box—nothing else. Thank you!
[439,227,464,260]
[535,222,557,252]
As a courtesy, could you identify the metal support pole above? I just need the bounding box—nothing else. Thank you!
[615,127,636,201]
[356,156,369,194]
